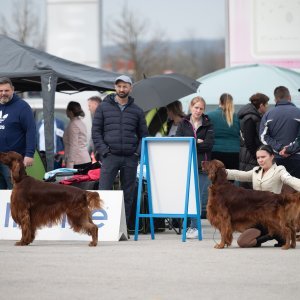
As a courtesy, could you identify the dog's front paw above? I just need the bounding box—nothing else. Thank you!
[214,243,225,249]
[89,241,97,247]
[15,241,28,246]
[281,243,290,250]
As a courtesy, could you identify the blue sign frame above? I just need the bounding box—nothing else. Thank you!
[134,137,202,242]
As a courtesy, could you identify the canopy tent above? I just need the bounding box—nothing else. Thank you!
[180,64,300,112]
[0,35,119,170]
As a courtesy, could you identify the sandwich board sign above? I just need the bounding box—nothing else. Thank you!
[134,137,202,242]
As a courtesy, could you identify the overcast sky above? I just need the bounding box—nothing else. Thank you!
[1,0,226,45]
[102,0,226,44]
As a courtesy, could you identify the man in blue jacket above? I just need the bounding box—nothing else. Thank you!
[92,75,148,223]
[0,77,36,189]
[260,86,300,178]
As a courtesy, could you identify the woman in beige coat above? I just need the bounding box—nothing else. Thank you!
[63,101,91,169]
[226,144,300,247]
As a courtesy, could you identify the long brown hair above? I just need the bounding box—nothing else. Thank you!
[166,100,185,117]
[219,93,234,127]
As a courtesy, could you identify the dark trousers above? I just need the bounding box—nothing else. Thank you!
[276,158,300,179]
[0,163,13,189]
[211,152,240,169]
[99,154,139,223]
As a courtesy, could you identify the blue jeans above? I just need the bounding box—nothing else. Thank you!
[0,163,13,189]
[190,172,210,229]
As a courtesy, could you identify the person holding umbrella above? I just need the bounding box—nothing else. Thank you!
[176,96,214,239]
[92,75,148,225]
[166,100,186,136]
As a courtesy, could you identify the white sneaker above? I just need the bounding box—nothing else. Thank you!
[186,228,198,239]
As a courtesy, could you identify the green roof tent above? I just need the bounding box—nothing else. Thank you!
[0,35,120,170]
[180,64,300,113]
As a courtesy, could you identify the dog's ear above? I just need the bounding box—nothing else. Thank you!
[11,160,21,182]
[215,167,227,184]
[206,162,217,182]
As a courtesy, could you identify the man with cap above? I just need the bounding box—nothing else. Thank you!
[92,75,148,225]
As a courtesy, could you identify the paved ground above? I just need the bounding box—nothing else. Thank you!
[0,220,300,300]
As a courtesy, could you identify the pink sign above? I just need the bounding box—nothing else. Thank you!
[228,0,300,69]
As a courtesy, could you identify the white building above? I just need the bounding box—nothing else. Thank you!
[46,0,102,68]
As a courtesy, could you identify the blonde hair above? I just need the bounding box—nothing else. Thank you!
[189,96,206,111]
[219,93,234,126]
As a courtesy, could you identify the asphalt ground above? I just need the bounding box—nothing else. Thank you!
[0,220,299,300]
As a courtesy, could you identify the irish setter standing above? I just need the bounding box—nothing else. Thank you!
[0,151,103,246]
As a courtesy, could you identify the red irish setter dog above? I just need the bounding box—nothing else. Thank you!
[202,160,298,250]
[281,185,300,242]
[0,151,103,246]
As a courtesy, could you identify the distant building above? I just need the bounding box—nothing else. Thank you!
[46,0,102,67]
[103,59,135,74]
[226,0,300,71]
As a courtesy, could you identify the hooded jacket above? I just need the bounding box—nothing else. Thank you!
[92,93,148,157]
[238,103,262,170]
[0,94,36,157]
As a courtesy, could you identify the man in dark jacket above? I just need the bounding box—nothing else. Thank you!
[92,75,148,223]
[260,86,300,178]
[0,77,36,189]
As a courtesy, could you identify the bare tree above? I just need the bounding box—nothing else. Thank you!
[106,4,170,81]
[105,5,225,81]
[0,0,45,49]
[168,39,225,79]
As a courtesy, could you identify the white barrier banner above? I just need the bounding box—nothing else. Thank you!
[0,190,127,242]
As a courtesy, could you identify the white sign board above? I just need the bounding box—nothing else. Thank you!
[147,139,198,214]
[0,190,127,242]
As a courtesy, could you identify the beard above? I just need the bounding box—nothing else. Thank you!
[0,96,11,104]
[116,91,130,99]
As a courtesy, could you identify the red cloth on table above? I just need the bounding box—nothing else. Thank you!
[59,169,100,185]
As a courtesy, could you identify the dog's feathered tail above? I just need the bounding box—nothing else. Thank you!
[86,191,103,210]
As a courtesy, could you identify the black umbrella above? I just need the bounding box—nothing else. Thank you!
[131,73,201,111]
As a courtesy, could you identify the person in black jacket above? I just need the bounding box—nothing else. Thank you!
[238,93,269,188]
[92,75,148,223]
[176,96,214,239]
